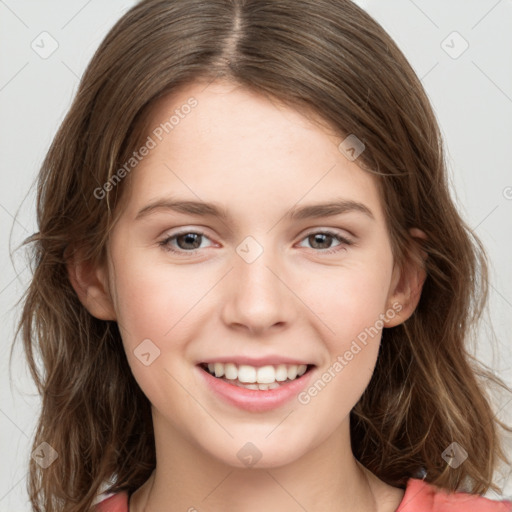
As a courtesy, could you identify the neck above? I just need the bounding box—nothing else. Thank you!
[130,415,384,512]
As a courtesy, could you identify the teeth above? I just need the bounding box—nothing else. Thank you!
[214,362,224,378]
[231,380,284,391]
[275,364,288,381]
[287,366,298,380]
[238,365,257,383]
[203,362,309,384]
[224,363,237,380]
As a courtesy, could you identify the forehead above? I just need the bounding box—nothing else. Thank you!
[117,79,386,225]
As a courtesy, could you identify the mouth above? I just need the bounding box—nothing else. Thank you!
[198,362,316,391]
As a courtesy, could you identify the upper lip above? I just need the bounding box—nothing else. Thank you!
[198,356,315,367]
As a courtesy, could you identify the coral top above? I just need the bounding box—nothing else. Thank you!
[95,477,512,511]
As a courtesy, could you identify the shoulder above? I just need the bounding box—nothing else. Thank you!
[93,491,129,512]
[397,478,512,512]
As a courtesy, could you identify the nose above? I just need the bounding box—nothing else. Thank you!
[220,239,297,335]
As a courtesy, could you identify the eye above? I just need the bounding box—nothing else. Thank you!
[158,230,213,255]
[158,229,353,256]
[297,230,353,255]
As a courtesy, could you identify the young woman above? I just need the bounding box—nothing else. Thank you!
[16,0,512,510]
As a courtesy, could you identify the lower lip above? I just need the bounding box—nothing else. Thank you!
[196,365,315,413]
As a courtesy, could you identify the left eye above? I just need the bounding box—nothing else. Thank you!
[158,230,353,255]
[297,231,353,254]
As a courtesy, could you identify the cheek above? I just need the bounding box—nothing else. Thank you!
[310,257,393,341]
[109,234,206,327]
[112,240,394,351]
[304,254,394,390]
[109,253,203,406]
[108,246,229,391]
[296,268,392,423]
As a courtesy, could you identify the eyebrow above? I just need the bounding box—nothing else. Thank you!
[135,197,375,223]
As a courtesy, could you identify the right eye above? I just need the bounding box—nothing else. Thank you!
[158,230,213,255]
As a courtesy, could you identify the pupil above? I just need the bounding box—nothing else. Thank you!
[179,233,201,249]
[312,234,331,249]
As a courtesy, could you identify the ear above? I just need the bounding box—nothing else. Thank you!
[66,247,117,321]
[384,228,428,328]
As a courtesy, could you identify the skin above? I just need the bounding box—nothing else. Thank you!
[69,79,426,511]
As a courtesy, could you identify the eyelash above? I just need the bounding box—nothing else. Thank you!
[158,229,353,256]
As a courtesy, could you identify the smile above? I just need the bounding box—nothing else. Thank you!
[199,362,312,390]
[196,362,316,412]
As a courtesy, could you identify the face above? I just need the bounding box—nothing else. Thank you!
[97,80,408,469]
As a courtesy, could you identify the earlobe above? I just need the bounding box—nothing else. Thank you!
[66,248,117,321]
[384,228,428,328]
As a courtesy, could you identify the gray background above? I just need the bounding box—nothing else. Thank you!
[1,0,511,509]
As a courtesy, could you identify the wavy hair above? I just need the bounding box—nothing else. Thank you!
[14,0,511,510]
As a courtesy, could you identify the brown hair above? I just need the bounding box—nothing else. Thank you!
[14,0,512,510]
